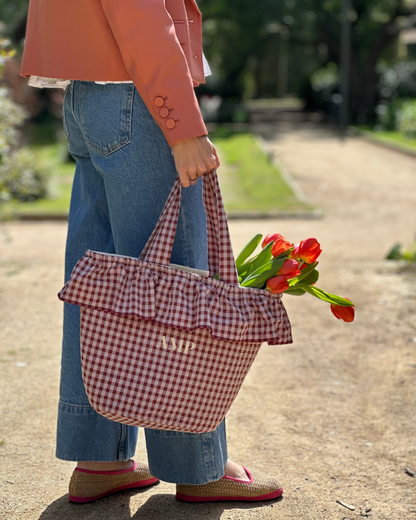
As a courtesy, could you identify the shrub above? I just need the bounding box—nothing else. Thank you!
[397,100,416,139]
[375,98,404,131]
[378,60,416,100]
[0,86,27,160]
[0,88,50,204]
[0,148,50,202]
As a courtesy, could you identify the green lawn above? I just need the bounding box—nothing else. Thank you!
[4,124,311,218]
[210,128,311,213]
[356,127,416,153]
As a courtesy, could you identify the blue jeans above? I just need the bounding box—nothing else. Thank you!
[57,80,228,484]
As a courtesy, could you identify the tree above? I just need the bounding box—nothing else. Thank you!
[199,0,416,122]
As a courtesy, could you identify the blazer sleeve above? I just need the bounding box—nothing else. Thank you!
[99,0,208,147]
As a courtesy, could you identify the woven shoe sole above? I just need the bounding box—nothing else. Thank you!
[69,461,159,503]
[176,467,283,503]
[176,487,283,502]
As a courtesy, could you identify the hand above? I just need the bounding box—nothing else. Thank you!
[171,135,220,187]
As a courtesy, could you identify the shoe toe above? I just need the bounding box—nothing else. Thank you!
[176,468,283,502]
[69,462,158,503]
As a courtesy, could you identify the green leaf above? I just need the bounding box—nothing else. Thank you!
[386,243,402,260]
[237,260,254,278]
[288,262,318,286]
[289,269,319,289]
[304,286,354,307]
[235,233,263,268]
[284,287,306,296]
[241,257,285,288]
[249,241,274,272]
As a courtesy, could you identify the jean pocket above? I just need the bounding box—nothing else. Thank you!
[79,82,134,156]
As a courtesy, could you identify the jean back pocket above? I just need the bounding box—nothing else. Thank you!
[79,82,134,156]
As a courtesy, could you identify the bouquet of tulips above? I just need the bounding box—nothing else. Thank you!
[236,233,355,322]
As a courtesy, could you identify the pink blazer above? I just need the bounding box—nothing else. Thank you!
[20,0,208,146]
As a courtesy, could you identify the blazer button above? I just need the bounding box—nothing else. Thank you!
[159,107,169,118]
[165,118,176,129]
[154,96,165,107]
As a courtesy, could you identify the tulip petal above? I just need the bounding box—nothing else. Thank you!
[330,303,355,322]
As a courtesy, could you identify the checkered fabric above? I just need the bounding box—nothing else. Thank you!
[58,170,292,432]
[80,309,262,432]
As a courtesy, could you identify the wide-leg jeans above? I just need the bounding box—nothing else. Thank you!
[57,80,228,484]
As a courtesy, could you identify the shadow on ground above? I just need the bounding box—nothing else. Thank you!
[38,492,283,519]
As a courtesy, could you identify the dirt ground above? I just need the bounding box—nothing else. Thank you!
[1,123,415,520]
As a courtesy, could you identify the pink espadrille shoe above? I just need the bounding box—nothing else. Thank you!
[176,467,283,502]
[68,461,159,503]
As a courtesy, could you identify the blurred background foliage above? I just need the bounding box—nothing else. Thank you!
[0,0,416,210]
[197,0,416,125]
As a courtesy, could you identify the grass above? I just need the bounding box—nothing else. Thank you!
[210,127,311,213]
[4,123,310,218]
[356,126,416,153]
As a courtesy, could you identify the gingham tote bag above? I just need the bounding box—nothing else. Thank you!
[58,170,292,433]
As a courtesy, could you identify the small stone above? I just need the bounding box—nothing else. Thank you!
[365,442,373,447]
[405,467,415,477]
[337,500,355,511]
[16,362,28,367]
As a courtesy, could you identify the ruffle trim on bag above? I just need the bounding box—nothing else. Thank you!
[58,250,293,346]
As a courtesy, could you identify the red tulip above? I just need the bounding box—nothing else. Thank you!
[271,237,293,258]
[278,259,301,279]
[266,275,290,294]
[262,233,284,249]
[330,301,355,322]
[291,238,322,263]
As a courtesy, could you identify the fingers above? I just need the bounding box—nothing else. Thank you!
[212,146,221,169]
[172,136,220,187]
[178,169,191,188]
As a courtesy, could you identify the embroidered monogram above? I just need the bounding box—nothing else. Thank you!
[156,336,196,354]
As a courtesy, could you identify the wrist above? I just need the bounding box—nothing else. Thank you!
[171,134,208,149]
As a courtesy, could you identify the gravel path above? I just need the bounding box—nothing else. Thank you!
[1,123,415,519]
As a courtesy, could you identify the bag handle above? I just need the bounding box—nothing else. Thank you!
[139,170,239,286]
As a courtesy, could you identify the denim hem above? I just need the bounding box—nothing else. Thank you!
[144,420,228,484]
[56,401,137,462]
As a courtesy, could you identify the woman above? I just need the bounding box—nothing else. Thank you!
[20,0,283,503]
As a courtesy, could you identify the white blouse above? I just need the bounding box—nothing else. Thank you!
[28,54,211,89]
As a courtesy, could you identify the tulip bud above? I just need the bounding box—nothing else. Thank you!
[330,301,355,322]
[291,237,322,264]
[271,237,293,258]
[266,275,290,294]
[262,233,284,249]
[278,259,301,280]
